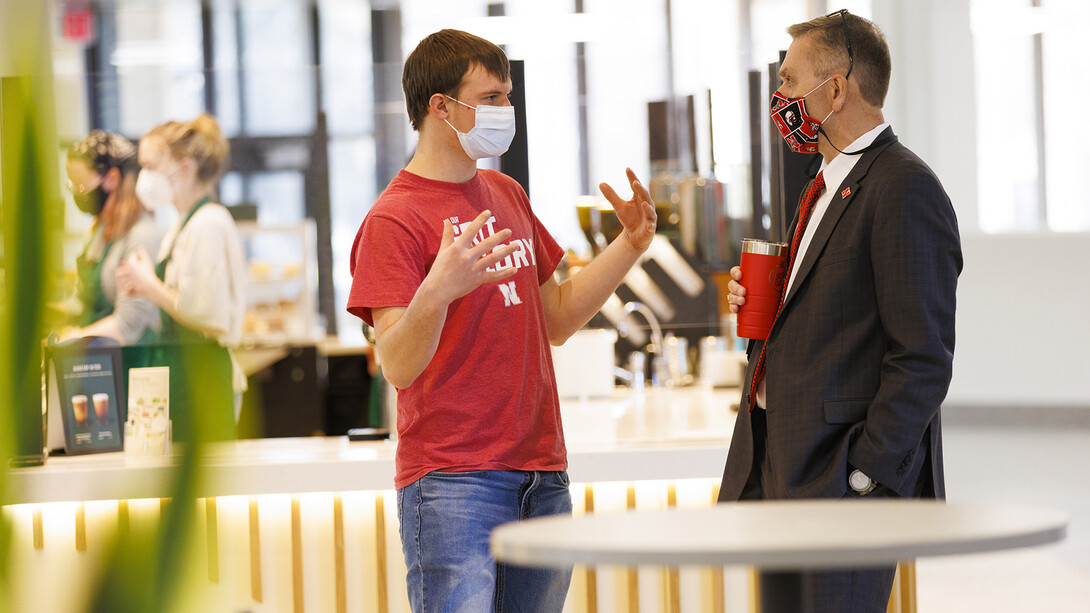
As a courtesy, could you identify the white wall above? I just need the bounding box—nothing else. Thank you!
[952,234,1090,406]
[875,0,1090,408]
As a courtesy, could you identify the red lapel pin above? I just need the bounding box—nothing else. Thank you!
[841,187,851,198]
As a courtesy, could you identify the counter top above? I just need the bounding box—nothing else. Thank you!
[5,387,738,505]
[234,335,373,376]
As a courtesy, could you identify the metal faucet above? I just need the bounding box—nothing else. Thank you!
[618,301,668,387]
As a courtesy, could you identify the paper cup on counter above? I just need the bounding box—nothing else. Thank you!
[736,238,788,340]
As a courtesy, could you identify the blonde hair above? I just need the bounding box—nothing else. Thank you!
[146,113,231,184]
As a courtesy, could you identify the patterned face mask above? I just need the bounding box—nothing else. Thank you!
[770,77,833,154]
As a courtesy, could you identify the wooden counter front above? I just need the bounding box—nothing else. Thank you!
[4,387,741,613]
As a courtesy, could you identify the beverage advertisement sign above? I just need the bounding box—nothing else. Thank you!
[47,344,125,455]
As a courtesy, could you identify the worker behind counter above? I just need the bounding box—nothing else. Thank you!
[61,130,163,345]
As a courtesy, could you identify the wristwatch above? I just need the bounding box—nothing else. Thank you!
[849,469,877,495]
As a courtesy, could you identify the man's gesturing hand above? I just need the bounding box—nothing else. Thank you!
[599,167,657,252]
[424,209,520,305]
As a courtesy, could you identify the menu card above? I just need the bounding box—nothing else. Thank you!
[125,366,171,455]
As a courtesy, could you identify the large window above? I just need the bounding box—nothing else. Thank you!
[50,0,1090,375]
[53,0,380,337]
[112,1,205,138]
[972,0,1090,233]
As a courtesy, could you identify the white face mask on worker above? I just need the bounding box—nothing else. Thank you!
[135,168,175,211]
[443,96,516,160]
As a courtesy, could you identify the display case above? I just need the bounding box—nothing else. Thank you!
[237,219,321,345]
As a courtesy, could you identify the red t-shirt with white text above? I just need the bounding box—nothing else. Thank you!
[347,169,566,489]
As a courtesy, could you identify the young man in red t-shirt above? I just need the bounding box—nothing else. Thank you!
[347,29,657,612]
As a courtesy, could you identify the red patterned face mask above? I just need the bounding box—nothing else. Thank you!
[770,77,833,154]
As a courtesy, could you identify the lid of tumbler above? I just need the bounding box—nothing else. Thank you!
[741,238,788,256]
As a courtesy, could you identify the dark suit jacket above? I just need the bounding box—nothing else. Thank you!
[719,127,962,501]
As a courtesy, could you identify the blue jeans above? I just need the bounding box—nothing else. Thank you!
[397,470,574,613]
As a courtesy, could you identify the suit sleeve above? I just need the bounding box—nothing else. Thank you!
[849,165,963,492]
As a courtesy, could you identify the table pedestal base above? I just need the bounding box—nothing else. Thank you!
[751,562,914,613]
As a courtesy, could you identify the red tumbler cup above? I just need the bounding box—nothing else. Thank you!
[736,238,789,340]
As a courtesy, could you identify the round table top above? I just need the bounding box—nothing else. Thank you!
[491,499,1068,570]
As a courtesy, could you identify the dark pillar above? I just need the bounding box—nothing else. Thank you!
[499,59,530,195]
[371,7,407,191]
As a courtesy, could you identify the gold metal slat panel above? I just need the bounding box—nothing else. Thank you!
[249,496,263,603]
[292,495,304,613]
[334,494,346,613]
[374,492,389,612]
[32,507,43,550]
[584,484,598,613]
[626,484,639,612]
[206,497,219,584]
[75,503,86,552]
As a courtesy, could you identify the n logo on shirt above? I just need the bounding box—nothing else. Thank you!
[498,281,522,307]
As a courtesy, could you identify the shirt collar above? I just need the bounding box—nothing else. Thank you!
[818,122,889,191]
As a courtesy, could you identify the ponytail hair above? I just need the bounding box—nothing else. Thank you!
[146,113,231,185]
[100,168,143,242]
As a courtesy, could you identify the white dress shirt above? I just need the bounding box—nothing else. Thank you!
[756,122,890,410]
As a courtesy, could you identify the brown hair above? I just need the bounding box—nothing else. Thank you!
[146,112,231,184]
[67,130,144,242]
[402,29,510,131]
[788,11,891,108]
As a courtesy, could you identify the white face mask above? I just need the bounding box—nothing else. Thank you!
[135,168,175,211]
[443,96,516,160]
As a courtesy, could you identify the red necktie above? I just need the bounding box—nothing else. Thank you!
[748,171,825,411]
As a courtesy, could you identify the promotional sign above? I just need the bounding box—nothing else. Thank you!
[46,343,125,455]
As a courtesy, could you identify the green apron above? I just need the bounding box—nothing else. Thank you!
[76,235,114,327]
[124,197,235,442]
[78,237,159,344]
[154,197,214,345]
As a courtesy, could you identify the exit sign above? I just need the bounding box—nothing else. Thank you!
[61,3,94,45]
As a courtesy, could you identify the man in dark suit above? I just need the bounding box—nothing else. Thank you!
[719,11,962,612]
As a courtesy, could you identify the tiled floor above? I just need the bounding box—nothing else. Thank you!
[916,421,1090,611]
